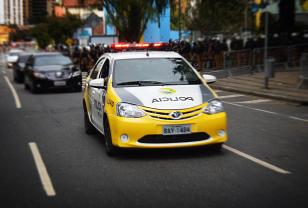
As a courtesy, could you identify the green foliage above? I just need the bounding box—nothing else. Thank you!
[104,0,168,42]
[30,14,83,49]
[188,0,246,34]
[170,0,190,31]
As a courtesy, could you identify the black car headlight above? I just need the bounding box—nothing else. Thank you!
[33,72,46,79]
[72,71,81,77]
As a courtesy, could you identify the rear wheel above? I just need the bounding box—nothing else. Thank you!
[104,120,118,156]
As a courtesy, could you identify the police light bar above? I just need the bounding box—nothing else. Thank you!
[110,42,168,51]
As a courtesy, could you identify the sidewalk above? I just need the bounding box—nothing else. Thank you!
[211,70,308,104]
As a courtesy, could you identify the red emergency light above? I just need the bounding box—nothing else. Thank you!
[110,42,167,51]
[112,43,130,49]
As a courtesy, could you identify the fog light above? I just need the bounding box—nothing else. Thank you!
[217,130,225,137]
[120,134,129,143]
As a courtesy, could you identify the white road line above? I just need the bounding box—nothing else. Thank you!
[29,142,56,197]
[289,116,308,123]
[223,145,291,174]
[215,90,223,93]
[251,108,278,115]
[225,101,308,123]
[4,76,22,109]
[225,102,278,114]
[219,94,245,99]
[235,99,271,104]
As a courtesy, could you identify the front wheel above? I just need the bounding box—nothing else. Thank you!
[104,121,118,156]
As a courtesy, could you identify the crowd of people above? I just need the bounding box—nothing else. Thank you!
[57,33,308,72]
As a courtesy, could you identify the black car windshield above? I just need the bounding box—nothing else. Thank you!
[19,55,30,63]
[34,55,72,66]
[113,58,202,87]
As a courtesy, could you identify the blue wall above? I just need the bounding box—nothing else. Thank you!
[144,1,170,42]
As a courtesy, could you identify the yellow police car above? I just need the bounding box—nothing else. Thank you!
[83,45,227,155]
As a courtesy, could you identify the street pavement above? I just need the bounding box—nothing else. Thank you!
[1,55,308,208]
[211,70,308,104]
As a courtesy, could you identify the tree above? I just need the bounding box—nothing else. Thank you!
[30,14,83,49]
[104,0,169,42]
[187,0,246,34]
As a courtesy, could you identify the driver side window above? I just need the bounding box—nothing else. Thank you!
[90,58,105,79]
[99,59,110,79]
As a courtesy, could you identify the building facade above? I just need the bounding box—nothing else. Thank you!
[0,0,24,25]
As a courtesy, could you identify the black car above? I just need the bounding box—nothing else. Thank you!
[24,52,82,93]
[13,53,31,83]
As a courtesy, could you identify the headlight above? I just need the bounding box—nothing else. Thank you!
[116,103,145,118]
[72,71,81,77]
[204,99,224,114]
[33,72,46,79]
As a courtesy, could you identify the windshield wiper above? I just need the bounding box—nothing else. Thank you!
[117,80,167,86]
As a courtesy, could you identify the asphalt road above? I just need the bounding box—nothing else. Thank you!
[1,56,308,208]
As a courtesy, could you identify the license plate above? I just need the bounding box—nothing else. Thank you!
[163,125,191,135]
[54,81,66,86]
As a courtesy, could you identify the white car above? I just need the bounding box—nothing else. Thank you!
[6,49,25,68]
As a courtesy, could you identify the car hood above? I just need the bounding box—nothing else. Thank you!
[114,85,215,109]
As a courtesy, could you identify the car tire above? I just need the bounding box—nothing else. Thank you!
[30,81,38,94]
[104,120,118,156]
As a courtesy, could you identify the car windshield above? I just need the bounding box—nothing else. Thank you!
[34,55,72,66]
[19,55,30,63]
[113,58,202,87]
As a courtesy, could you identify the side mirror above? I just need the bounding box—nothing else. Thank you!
[89,78,105,88]
[202,74,217,84]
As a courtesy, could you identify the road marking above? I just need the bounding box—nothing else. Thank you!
[29,142,56,197]
[235,99,271,104]
[223,145,291,174]
[219,94,245,99]
[289,116,308,123]
[225,101,278,114]
[215,90,223,93]
[248,108,278,115]
[225,101,308,123]
[4,76,22,109]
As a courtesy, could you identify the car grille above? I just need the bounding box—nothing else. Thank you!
[140,104,206,120]
[138,133,210,144]
[46,71,71,80]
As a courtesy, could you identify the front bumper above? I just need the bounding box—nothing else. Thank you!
[33,76,82,90]
[108,112,227,149]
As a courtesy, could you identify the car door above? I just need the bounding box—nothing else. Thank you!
[88,58,105,128]
[91,58,110,131]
